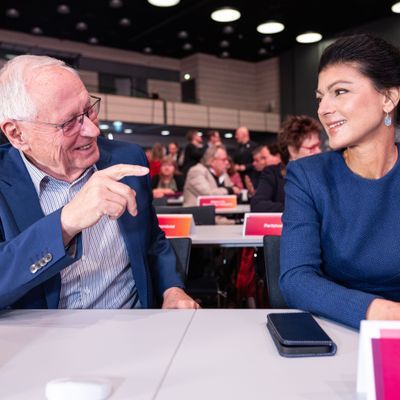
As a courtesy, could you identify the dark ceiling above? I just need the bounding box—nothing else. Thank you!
[0,0,397,62]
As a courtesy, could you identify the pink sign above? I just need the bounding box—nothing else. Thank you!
[243,213,282,236]
[197,195,237,209]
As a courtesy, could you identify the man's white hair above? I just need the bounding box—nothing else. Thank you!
[0,55,78,122]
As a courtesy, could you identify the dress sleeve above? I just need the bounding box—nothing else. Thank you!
[280,161,377,329]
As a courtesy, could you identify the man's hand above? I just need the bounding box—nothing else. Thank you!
[60,164,149,245]
[162,287,200,309]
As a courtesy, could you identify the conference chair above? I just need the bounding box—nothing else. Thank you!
[168,237,192,280]
[155,205,216,225]
[263,235,288,309]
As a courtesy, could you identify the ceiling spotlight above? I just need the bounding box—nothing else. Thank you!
[88,37,99,45]
[110,0,123,8]
[100,124,109,130]
[5,8,20,18]
[107,133,114,140]
[124,128,133,134]
[223,25,234,34]
[177,30,188,39]
[262,36,273,44]
[57,4,70,14]
[392,2,400,13]
[32,27,43,35]
[161,130,170,136]
[182,43,193,51]
[147,0,180,7]
[220,51,230,58]
[211,7,241,23]
[143,47,152,53]
[224,132,233,138]
[257,21,285,34]
[296,32,322,44]
[119,18,131,27]
[220,40,230,48]
[76,22,88,31]
[183,73,191,80]
[258,48,267,55]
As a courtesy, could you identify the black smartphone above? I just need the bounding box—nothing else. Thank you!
[266,312,337,357]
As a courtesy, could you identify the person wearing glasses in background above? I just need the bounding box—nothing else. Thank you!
[0,55,198,310]
[250,115,322,212]
[280,34,400,329]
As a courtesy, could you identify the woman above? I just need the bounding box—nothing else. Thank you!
[250,115,322,212]
[152,155,184,198]
[280,34,400,329]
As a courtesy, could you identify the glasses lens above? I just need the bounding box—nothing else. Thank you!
[62,116,81,136]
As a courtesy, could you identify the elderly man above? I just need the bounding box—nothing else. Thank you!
[183,145,241,207]
[0,55,198,309]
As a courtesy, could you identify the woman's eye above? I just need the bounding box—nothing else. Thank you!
[334,89,347,96]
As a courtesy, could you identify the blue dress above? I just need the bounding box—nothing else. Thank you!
[280,145,400,329]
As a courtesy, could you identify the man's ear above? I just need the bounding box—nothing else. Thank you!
[383,87,400,113]
[1,120,29,150]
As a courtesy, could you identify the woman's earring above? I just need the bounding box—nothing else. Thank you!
[384,112,392,127]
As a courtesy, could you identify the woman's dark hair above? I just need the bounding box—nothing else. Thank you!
[278,115,323,165]
[319,33,400,123]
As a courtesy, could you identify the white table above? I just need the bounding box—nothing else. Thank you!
[158,310,360,400]
[0,309,195,400]
[215,204,250,214]
[191,224,263,247]
[0,309,360,400]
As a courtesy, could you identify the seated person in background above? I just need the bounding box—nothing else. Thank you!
[152,155,184,198]
[280,33,400,329]
[244,144,281,197]
[148,142,165,178]
[251,115,322,212]
[183,145,241,207]
[0,54,198,309]
[227,156,244,190]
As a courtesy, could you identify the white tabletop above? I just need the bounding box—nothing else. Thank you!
[191,224,263,247]
[158,310,360,400]
[0,309,195,400]
[0,309,360,400]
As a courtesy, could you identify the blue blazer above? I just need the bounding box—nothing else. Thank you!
[0,137,183,309]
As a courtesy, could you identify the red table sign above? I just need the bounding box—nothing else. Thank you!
[197,195,237,209]
[243,213,283,236]
[157,214,194,237]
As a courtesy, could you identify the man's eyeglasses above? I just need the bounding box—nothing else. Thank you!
[14,95,101,137]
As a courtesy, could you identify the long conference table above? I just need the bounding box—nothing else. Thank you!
[0,309,360,399]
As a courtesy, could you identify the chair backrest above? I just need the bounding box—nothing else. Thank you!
[168,237,192,280]
[152,197,168,206]
[155,205,216,225]
[263,235,288,308]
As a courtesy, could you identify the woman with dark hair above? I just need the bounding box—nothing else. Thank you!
[280,34,400,329]
[250,115,322,212]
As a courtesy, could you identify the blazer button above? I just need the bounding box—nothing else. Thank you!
[44,253,53,263]
[30,264,38,273]
[39,259,47,267]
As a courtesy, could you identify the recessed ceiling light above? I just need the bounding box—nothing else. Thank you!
[224,132,233,138]
[110,0,123,8]
[392,2,400,12]
[220,40,230,48]
[143,47,152,53]
[161,130,170,136]
[119,18,131,27]
[296,32,322,44]
[57,4,70,14]
[124,128,133,134]
[100,124,109,130]
[182,43,192,51]
[76,22,88,31]
[211,7,241,23]
[220,51,230,58]
[88,37,98,45]
[223,25,234,34]
[177,30,188,39]
[257,21,285,34]
[107,133,114,140]
[147,0,180,7]
[32,27,43,35]
[5,8,20,18]
[183,73,191,80]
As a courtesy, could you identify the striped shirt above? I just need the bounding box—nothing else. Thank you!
[20,151,140,309]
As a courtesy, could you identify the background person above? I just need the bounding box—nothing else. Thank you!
[251,115,322,212]
[0,55,198,310]
[152,155,184,198]
[280,34,400,329]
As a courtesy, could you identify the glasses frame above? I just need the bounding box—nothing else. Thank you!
[13,95,101,137]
